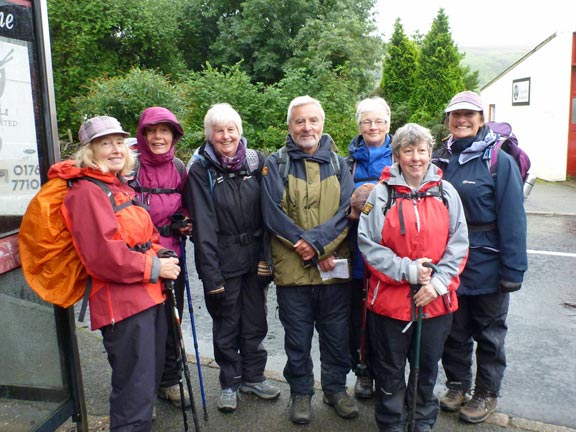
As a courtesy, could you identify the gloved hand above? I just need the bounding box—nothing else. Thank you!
[205,287,225,318]
[348,183,376,220]
[499,280,522,293]
[171,213,192,236]
[158,248,178,259]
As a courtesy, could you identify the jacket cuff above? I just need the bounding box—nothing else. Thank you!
[408,262,419,285]
[431,277,448,296]
[150,256,160,283]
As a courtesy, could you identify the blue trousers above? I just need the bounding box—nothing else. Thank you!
[442,292,509,395]
[277,283,351,396]
[101,304,167,432]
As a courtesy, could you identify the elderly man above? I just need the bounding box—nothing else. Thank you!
[261,96,357,425]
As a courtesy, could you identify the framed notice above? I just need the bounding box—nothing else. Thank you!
[512,77,530,106]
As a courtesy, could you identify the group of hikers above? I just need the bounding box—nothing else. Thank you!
[52,90,527,432]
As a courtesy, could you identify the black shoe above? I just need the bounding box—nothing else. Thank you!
[354,375,374,399]
[290,394,312,424]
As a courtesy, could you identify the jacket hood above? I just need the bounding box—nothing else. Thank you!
[285,134,335,163]
[380,162,443,191]
[136,107,184,167]
[348,134,392,159]
[447,125,498,165]
[201,136,249,170]
[48,160,120,184]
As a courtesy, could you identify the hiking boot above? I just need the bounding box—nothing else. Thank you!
[440,387,470,412]
[157,384,191,409]
[240,380,281,400]
[217,388,238,412]
[290,394,312,424]
[354,375,374,399]
[459,388,497,423]
[323,391,359,419]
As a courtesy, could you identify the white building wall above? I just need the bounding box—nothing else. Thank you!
[481,31,573,181]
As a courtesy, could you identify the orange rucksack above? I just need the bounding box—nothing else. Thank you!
[19,172,119,310]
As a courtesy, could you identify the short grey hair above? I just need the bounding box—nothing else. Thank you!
[355,97,391,126]
[204,103,243,142]
[286,95,325,125]
[391,123,434,156]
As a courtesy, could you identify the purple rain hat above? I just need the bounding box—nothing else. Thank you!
[445,91,484,113]
[78,116,130,146]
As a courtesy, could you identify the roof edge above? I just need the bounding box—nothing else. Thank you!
[481,32,558,90]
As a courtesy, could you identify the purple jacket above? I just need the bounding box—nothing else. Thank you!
[135,107,187,256]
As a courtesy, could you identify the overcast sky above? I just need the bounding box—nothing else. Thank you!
[374,0,574,48]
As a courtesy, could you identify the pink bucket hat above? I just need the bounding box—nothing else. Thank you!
[78,116,130,146]
[445,91,484,113]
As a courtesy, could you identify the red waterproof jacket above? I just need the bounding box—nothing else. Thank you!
[358,164,469,322]
[51,161,165,330]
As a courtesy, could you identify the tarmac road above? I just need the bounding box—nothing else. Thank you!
[69,179,576,432]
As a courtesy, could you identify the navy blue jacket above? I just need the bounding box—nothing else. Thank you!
[434,126,527,295]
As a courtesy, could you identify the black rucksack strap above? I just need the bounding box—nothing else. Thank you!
[130,158,186,195]
[78,277,92,322]
[133,185,180,194]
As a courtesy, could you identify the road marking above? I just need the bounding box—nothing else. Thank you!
[528,249,576,257]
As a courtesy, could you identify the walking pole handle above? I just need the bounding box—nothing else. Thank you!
[422,261,439,273]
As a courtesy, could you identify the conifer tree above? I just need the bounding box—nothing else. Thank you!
[409,8,464,125]
[380,19,419,131]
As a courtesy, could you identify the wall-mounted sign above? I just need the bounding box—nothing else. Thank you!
[512,77,530,106]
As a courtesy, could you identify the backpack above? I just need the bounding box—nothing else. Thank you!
[277,146,341,184]
[382,182,448,219]
[129,157,186,195]
[484,121,531,182]
[191,147,262,198]
[19,176,131,317]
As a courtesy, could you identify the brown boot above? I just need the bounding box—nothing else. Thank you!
[440,386,470,412]
[459,388,497,423]
[323,391,359,419]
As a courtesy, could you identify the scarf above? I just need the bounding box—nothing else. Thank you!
[218,137,247,171]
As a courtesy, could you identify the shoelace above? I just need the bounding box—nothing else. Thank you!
[445,388,463,400]
[466,392,488,409]
[221,389,236,400]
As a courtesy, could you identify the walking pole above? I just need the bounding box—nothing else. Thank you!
[409,297,423,432]
[408,262,439,432]
[159,250,200,432]
[357,265,370,377]
[180,237,209,421]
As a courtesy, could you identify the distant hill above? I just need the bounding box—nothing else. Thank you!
[460,46,530,88]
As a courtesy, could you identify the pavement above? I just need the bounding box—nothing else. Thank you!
[57,178,576,432]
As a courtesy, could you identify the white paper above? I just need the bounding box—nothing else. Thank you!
[318,258,350,281]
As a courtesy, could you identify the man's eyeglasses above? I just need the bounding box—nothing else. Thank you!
[360,119,387,127]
